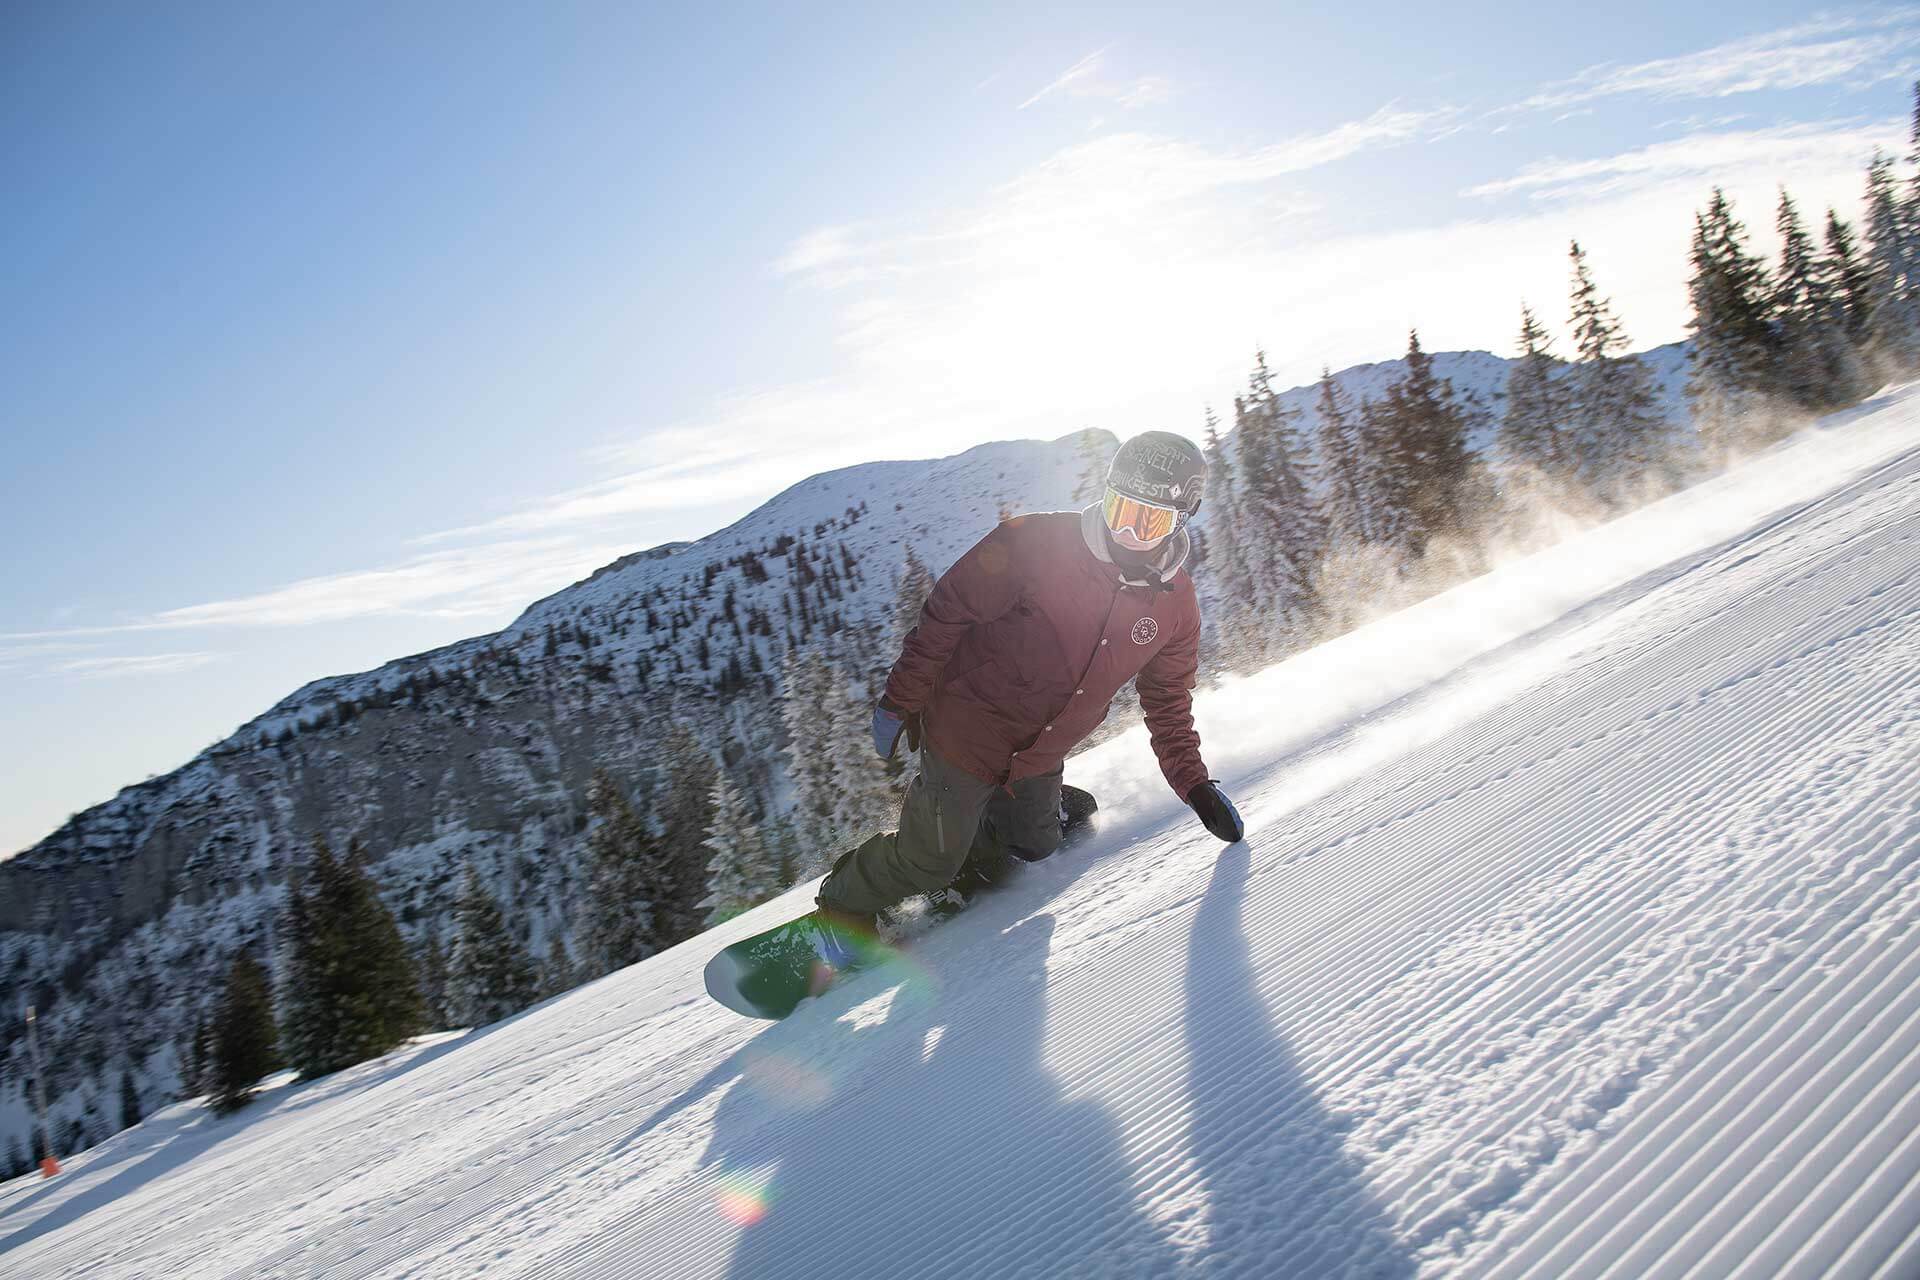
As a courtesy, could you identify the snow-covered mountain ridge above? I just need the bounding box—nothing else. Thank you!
[3,378,1913,1278]
[0,341,1688,1161]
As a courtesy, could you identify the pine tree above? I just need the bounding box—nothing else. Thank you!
[1819,209,1876,350]
[1199,407,1257,658]
[539,943,577,1000]
[277,850,324,1076]
[1862,152,1919,368]
[653,722,718,946]
[186,1014,214,1097]
[446,868,539,1028]
[1353,396,1409,557]
[1686,189,1782,455]
[1313,370,1374,549]
[118,1068,142,1131]
[1497,304,1571,483]
[761,815,802,889]
[699,771,780,926]
[824,669,900,843]
[6,1135,28,1180]
[280,837,425,1080]
[1231,351,1326,655]
[581,769,659,976]
[1903,80,1920,326]
[890,546,938,651]
[209,950,279,1115]
[781,645,841,863]
[416,929,451,1031]
[1372,330,1480,556]
[1775,189,1868,411]
[1565,242,1679,505]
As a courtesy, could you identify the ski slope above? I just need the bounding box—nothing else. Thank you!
[4,389,1919,1279]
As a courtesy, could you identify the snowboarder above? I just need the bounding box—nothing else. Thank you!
[810,430,1244,956]
[705,430,1246,1017]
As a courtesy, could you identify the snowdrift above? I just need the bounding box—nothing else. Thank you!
[4,386,1918,1278]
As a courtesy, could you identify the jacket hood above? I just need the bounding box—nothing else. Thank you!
[1079,503,1191,588]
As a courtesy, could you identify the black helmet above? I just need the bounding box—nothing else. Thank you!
[1101,431,1205,551]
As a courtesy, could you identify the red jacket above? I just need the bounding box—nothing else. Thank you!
[884,507,1211,799]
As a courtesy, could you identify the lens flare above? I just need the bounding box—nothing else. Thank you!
[714,1169,773,1226]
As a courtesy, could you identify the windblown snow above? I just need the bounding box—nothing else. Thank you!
[4,385,1918,1278]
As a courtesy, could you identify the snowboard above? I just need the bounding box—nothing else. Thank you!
[704,785,1099,1020]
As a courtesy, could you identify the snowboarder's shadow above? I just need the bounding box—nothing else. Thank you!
[699,913,1183,1278]
[1183,843,1415,1277]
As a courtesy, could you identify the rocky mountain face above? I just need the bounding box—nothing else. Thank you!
[0,345,1692,1160]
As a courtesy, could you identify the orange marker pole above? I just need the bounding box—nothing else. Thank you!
[25,1006,60,1178]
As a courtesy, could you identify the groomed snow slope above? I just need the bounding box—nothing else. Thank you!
[4,388,1918,1279]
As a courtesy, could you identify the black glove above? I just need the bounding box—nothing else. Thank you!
[1187,781,1244,843]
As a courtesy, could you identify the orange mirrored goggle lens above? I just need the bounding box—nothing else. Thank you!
[1102,490,1178,542]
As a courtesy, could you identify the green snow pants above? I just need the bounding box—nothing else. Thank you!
[816,747,1064,916]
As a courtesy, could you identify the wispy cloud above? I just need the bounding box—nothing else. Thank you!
[780,104,1452,290]
[58,652,229,679]
[1020,48,1109,110]
[1,536,632,642]
[1467,118,1899,201]
[1017,47,1173,112]
[1521,12,1920,111]
[419,444,778,542]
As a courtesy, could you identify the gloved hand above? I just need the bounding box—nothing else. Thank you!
[871,699,919,759]
[1187,781,1244,843]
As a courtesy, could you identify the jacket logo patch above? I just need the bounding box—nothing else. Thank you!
[1131,617,1159,645]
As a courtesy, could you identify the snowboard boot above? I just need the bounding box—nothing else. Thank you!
[943,847,1018,905]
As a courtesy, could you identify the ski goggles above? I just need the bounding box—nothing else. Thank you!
[1102,488,1180,545]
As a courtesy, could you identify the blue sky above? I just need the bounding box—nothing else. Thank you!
[3,1,1915,854]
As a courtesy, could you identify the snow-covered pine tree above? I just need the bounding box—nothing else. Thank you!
[1352,395,1410,559]
[780,644,841,867]
[889,545,937,652]
[1231,351,1326,656]
[1497,304,1571,484]
[1313,369,1374,549]
[823,667,901,847]
[1774,189,1869,412]
[446,867,538,1028]
[1903,80,1920,326]
[653,720,718,947]
[1372,330,1479,556]
[1198,407,1256,660]
[761,815,802,890]
[1819,209,1876,353]
[699,770,779,926]
[1862,153,1920,369]
[581,769,659,977]
[1566,242,1679,506]
[1686,189,1782,456]
[209,949,278,1115]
